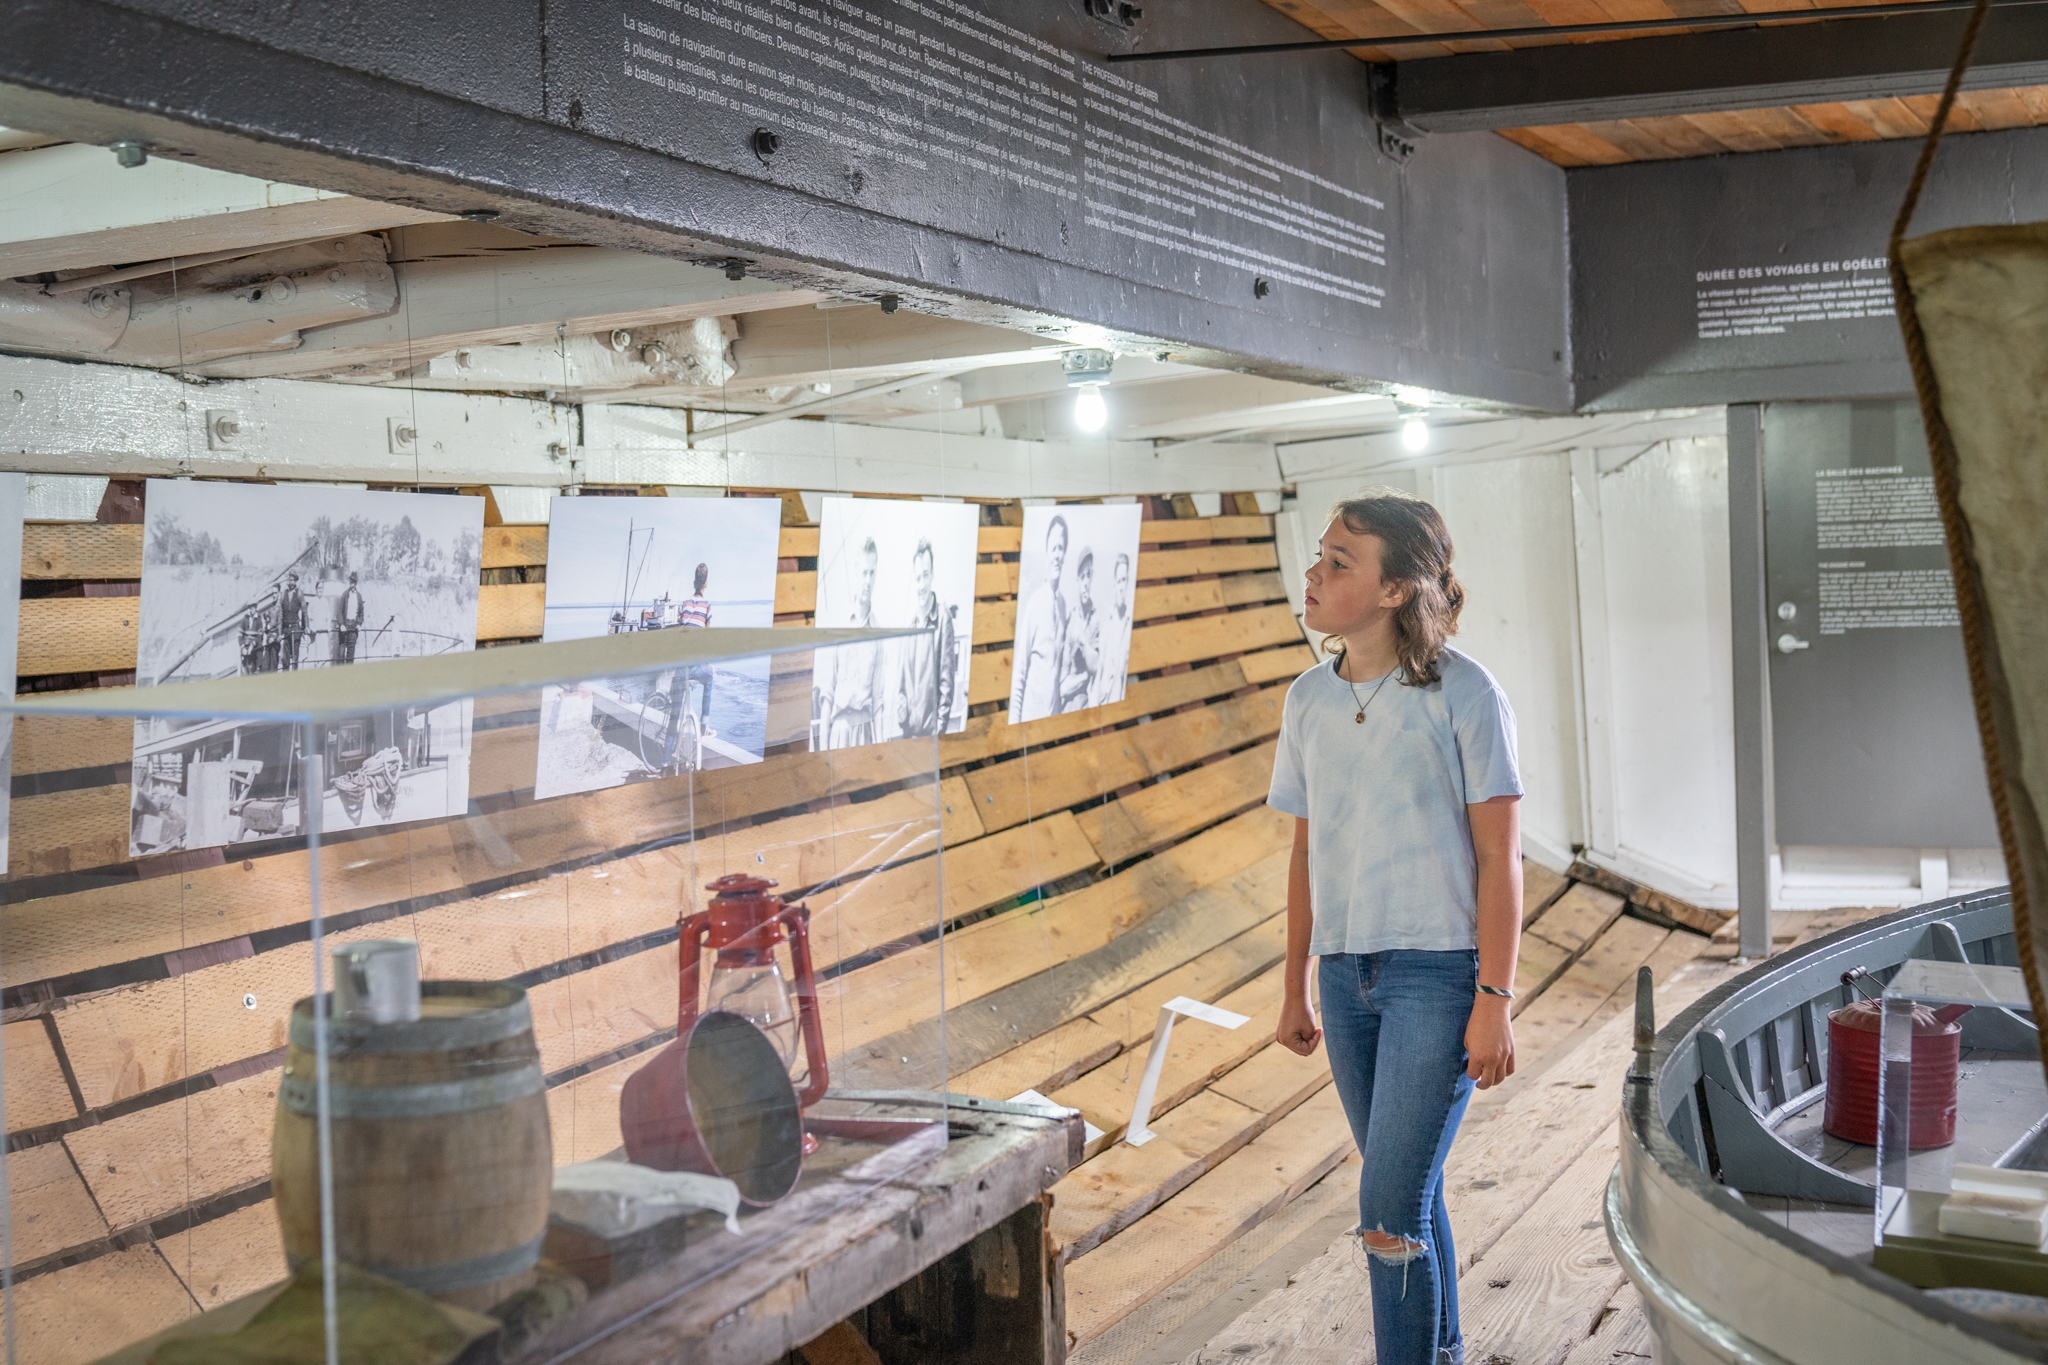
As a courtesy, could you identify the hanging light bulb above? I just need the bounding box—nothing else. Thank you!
[1063,348,1115,434]
[1401,416,1430,451]
[1074,383,1108,433]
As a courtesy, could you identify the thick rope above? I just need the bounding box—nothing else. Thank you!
[1889,0,1994,248]
[1887,0,2048,1044]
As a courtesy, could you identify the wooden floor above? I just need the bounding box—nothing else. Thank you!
[1021,858,1749,1358]
[1047,907,1894,1365]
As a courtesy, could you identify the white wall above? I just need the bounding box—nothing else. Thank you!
[1433,454,1584,870]
[1279,409,2003,911]
[1589,435,1738,903]
[1280,410,1742,901]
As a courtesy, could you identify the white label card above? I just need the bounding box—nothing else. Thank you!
[1164,996,1250,1030]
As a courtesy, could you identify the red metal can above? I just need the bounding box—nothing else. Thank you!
[1823,998,1962,1149]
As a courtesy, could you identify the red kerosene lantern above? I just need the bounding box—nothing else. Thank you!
[682,873,828,1101]
[621,875,830,1200]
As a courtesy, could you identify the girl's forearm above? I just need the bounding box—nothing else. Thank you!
[1285,816,1314,999]
[1469,798,1523,992]
[1476,875,1521,991]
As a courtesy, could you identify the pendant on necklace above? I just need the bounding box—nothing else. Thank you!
[1354,710,1365,724]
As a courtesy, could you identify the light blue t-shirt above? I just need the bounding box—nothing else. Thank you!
[1267,646,1522,956]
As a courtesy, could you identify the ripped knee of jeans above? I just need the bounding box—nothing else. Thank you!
[1354,1226,1430,1264]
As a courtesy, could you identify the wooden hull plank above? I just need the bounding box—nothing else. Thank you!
[1062,1085,1355,1347]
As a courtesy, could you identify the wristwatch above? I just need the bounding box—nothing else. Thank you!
[1475,983,1515,1000]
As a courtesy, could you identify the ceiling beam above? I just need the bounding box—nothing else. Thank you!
[0,126,65,153]
[713,306,1065,395]
[0,351,571,484]
[1390,4,2048,132]
[953,356,1211,407]
[0,234,399,368]
[1100,378,1397,442]
[579,405,1281,499]
[0,141,452,277]
[192,238,827,381]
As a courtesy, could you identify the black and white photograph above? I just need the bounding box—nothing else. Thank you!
[534,494,782,799]
[1010,503,1142,724]
[128,480,483,856]
[812,497,979,749]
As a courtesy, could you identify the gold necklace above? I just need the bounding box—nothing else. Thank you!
[1342,654,1395,724]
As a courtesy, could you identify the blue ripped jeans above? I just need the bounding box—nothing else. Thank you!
[1319,950,1478,1365]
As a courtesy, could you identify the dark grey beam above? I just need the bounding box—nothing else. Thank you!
[1391,4,2048,131]
[1566,126,2048,410]
[0,0,1573,411]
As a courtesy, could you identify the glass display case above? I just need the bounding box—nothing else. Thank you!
[1873,957,2048,1293]
[0,625,961,1364]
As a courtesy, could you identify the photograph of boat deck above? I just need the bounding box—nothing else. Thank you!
[8,3,2048,1363]
[534,495,781,796]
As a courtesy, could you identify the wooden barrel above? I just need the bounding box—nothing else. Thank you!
[273,980,553,1311]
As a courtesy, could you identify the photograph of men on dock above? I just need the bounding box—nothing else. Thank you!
[534,493,781,799]
[128,480,483,857]
[813,497,977,749]
[337,572,366,663]
[895,537,959,739]
[1093,550,1133,709]
[1010,503,1141,723]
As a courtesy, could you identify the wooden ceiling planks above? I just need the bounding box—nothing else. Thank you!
[1491,86,2048,164]
[1959,85,2040,128]
[1256,0,2048,162]
[1267,0,1922,59]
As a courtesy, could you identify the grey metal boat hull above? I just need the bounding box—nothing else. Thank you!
[1614,891,2048,1363]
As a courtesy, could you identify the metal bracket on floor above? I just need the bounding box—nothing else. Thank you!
[1696,1028,1875,1207]
[1125,997,1249,1146]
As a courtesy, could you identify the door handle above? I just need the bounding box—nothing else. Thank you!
[1777,633,1811,655]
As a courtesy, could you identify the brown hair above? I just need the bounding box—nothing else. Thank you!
[1324,488,1465,686]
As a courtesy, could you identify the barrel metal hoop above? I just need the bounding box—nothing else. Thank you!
[290,990,533,1055]
[287,1235,544,1296]
[279,1063,544,1119]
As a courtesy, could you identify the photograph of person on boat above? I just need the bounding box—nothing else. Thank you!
[127,480,483,857]
[534,493,781,799]
[1010,502,1142,724]
[812,496,978,750]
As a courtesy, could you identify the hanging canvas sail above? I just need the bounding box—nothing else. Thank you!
[1897,225,2048,1040]
[1893,0,2048,1055]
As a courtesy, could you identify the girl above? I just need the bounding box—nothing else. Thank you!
[1270,490,1522,1365]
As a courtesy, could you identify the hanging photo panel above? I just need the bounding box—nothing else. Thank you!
[813,498,979,749]
[0,474,22,873]
[535,495,782,798]
[1011,503,1142,724]
[129,480,483,857]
